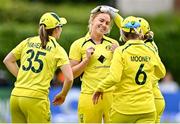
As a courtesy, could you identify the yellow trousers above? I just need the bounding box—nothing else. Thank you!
[10,95,51,123]
[110,108,156,123]
[78,92,112,123]
[155,98,165,123]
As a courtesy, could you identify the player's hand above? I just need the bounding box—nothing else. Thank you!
[53,92,66,105]
[91,5,119,17]
[100,6,119,18]
[91,6,101,14]
[86,46,95,60]
[92,91,103,105]
[100,6,119,13]
[110,43,118,52]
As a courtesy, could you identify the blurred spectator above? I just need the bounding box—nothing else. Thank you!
[50,68,64,87]
[0,69,9,87]
[159,71,179,93]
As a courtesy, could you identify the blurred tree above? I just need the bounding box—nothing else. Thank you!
[29,0,110,4]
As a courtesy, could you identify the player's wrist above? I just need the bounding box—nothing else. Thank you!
[59,91,67,98]
[83,58,90,64]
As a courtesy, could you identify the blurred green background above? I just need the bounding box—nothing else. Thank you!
[0,0,180,86]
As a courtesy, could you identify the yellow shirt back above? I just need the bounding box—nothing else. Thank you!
[97,39,166,114]
[69,33,119,94]
[11,36,69,99]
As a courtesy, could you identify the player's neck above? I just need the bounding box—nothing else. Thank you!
[90,32,103,44]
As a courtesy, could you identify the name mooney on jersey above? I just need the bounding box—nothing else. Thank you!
[131,56,151,62]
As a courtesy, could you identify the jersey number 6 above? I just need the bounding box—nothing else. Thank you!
[135,64,147,85]
[22,49,46,73]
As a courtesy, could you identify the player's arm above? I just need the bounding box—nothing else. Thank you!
[96,48,123,91]
[70,46,94,79]
[113,13,124,29]
[53,64,74,105]
[3,39,27,77]
[60,64,73,97]
[3,52,19,77]
[53,47,74,105]
[93,48,123,104]
[70,58,89,79]
[110,39,119,52]
[154,54,166,79]
[100,6,123,29]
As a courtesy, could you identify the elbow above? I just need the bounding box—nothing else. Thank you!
[3,57,8,65]
[66,76,74,84]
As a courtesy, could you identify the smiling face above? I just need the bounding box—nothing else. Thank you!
[89,12,111,35]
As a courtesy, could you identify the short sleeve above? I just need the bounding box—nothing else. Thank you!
[56,46,70,67]
[11,39,28,60]
[69,40,82,61]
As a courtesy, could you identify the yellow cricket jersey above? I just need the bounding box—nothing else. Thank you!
[11,36,69,99]
[69,33,119,94]
[145,40,164,99]
[96,39,166,114]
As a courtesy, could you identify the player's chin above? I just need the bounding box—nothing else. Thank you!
[98,29,107,35]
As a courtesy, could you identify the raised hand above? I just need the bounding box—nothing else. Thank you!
[86,46,95,60]
[110,43,119,52]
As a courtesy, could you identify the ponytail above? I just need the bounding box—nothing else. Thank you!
[39,25,57,49]
[39,25,48,49]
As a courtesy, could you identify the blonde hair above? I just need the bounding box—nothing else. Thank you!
[88,11,113,34]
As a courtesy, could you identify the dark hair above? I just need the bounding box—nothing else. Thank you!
[39,24,55,49]
[122,31,140,40]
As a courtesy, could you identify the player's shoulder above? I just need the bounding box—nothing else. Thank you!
[103,35,118,44]
[54,41,64,51]
[113,46,124,56]
[118,43,132,53]
[71,36,87,48]
[18,36,37,45]
[27,36,39,41]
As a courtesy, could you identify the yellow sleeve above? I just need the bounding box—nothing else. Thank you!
[114,13,124,29]
[96,47,123,92]
[56,46,70,67]
[69,40,82,61]
[154,53,166,79]
[11,39,28,60]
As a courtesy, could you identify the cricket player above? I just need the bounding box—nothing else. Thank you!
[3,12,73,123]
[138,17,166,123]
[69,6,119,123]
[93,16,166,123]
